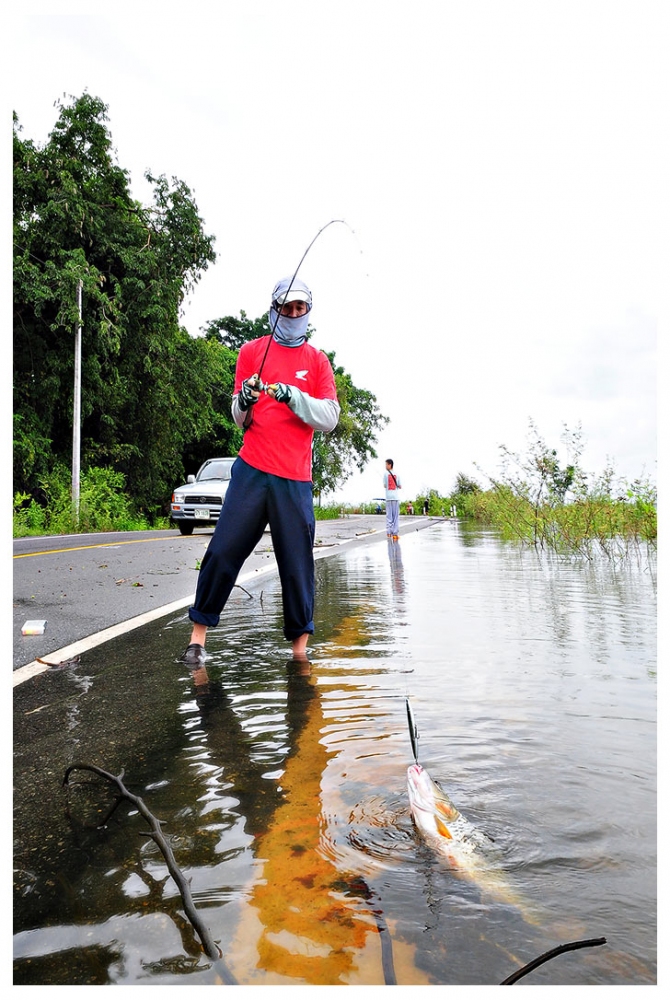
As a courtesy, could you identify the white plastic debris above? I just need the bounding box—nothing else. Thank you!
[21,620,47,635]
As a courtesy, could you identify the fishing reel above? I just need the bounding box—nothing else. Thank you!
[240,377,291,410]
[246,376,283,396]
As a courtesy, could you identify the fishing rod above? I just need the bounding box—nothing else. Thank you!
[254,218,353,388]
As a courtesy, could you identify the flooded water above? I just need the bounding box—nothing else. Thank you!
[13,523,657,986]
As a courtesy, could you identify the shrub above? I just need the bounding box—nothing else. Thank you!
[314,503,348,520]
[13,464,166,537]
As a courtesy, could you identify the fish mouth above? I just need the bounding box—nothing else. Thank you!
[407,764,427,785]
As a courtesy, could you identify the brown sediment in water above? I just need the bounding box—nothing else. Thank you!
[227,617,428,985]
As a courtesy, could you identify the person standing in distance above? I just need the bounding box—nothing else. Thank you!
[180,276,340,665]
[384,459,402,539]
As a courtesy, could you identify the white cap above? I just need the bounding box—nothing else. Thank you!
[272,276,312,308]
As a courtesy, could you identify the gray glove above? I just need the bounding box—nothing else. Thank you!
[270,382,292,404]
[238,374,261,410]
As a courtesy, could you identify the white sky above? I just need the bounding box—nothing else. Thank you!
[7,1,666,504]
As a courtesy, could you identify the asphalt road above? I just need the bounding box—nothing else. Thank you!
[13,516,433,678]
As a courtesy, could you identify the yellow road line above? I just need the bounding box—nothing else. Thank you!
[13,536,190,559]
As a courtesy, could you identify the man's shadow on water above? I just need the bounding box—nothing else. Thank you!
[187,658,318,836]
[387,535,406,597]
[186,658,398,985]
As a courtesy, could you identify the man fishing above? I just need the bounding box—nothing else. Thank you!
[383,459,402,539]
[180,276,340,665]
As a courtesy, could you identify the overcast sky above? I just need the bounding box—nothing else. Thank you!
[8,2,665,504]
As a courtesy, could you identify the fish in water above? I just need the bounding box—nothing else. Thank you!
[406,762,538,920]
[407,762,491,869]
[405,699,494,876]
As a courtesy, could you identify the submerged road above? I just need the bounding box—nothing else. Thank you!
[13,515,435,683]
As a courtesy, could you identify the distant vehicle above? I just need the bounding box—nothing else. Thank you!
[170,457,236,535]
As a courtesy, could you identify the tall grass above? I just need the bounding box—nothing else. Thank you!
[450,422,656,559]
[314,502,347,520]
[456,482,656,557]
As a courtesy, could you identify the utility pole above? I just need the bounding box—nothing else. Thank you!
[72,279,82,524]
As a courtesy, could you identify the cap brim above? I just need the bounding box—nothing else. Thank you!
[275,289,310,304]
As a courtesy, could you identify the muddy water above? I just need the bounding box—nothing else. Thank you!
[13,523,656,985]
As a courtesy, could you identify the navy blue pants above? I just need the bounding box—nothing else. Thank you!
[188,457,315,640]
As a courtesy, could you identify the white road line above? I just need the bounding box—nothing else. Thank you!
[12,564,279,688]
[13,524,413,688]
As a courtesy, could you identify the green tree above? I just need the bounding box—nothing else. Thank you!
[453,472,481,495]
[13,93,219,514]
[203,310,271,351]
[177,334,243,475]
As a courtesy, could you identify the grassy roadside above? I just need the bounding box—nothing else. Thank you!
[14,420,657,560]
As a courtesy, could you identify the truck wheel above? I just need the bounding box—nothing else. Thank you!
[177,522,194,536]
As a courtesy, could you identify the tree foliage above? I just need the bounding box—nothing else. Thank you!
[453,472,481,495]
[203,310,271,351]
[14,92,388,521]
[312,352,389,496]
[13,93,226,513]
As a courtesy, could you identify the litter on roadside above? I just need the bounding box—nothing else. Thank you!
[21,620,47,635]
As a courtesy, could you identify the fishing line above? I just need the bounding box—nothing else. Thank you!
[256,218,360,384]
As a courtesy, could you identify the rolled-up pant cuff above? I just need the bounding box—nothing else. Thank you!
[188,608,221,628]
[284,623,314,641]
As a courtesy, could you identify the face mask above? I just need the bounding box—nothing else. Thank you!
[270,306,311,347]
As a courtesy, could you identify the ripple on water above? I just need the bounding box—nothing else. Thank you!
[13,526,656,986]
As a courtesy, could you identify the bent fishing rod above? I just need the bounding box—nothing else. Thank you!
[241,218,356,430]
[254,218,353,387]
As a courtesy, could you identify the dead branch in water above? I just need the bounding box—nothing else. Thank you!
[500,936,607,984]
[62,762,237,983]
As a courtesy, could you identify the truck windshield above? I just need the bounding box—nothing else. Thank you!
[198,462,233,481]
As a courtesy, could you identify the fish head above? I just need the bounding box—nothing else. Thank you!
[407,763,461,842]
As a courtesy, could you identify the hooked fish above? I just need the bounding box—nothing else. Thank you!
[407,762,491,871]
[406,761,538,919]
[405,699,491,869]
[405,701,537,920]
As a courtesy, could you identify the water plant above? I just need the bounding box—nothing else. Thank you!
[409,421,656,560]
[461,423,656,558]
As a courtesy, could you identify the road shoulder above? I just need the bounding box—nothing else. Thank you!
[13,516,435,685]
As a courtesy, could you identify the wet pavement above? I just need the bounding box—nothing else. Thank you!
[13,517,657,986]
[13,515,433,681]
[13,514,434,954]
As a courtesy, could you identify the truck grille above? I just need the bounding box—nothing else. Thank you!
[188,495,221,506]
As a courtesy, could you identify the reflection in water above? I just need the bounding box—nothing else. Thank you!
[226,659,389,984]
[13,525,656,986]
[387,536,406,597]
[189,596,418,984]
